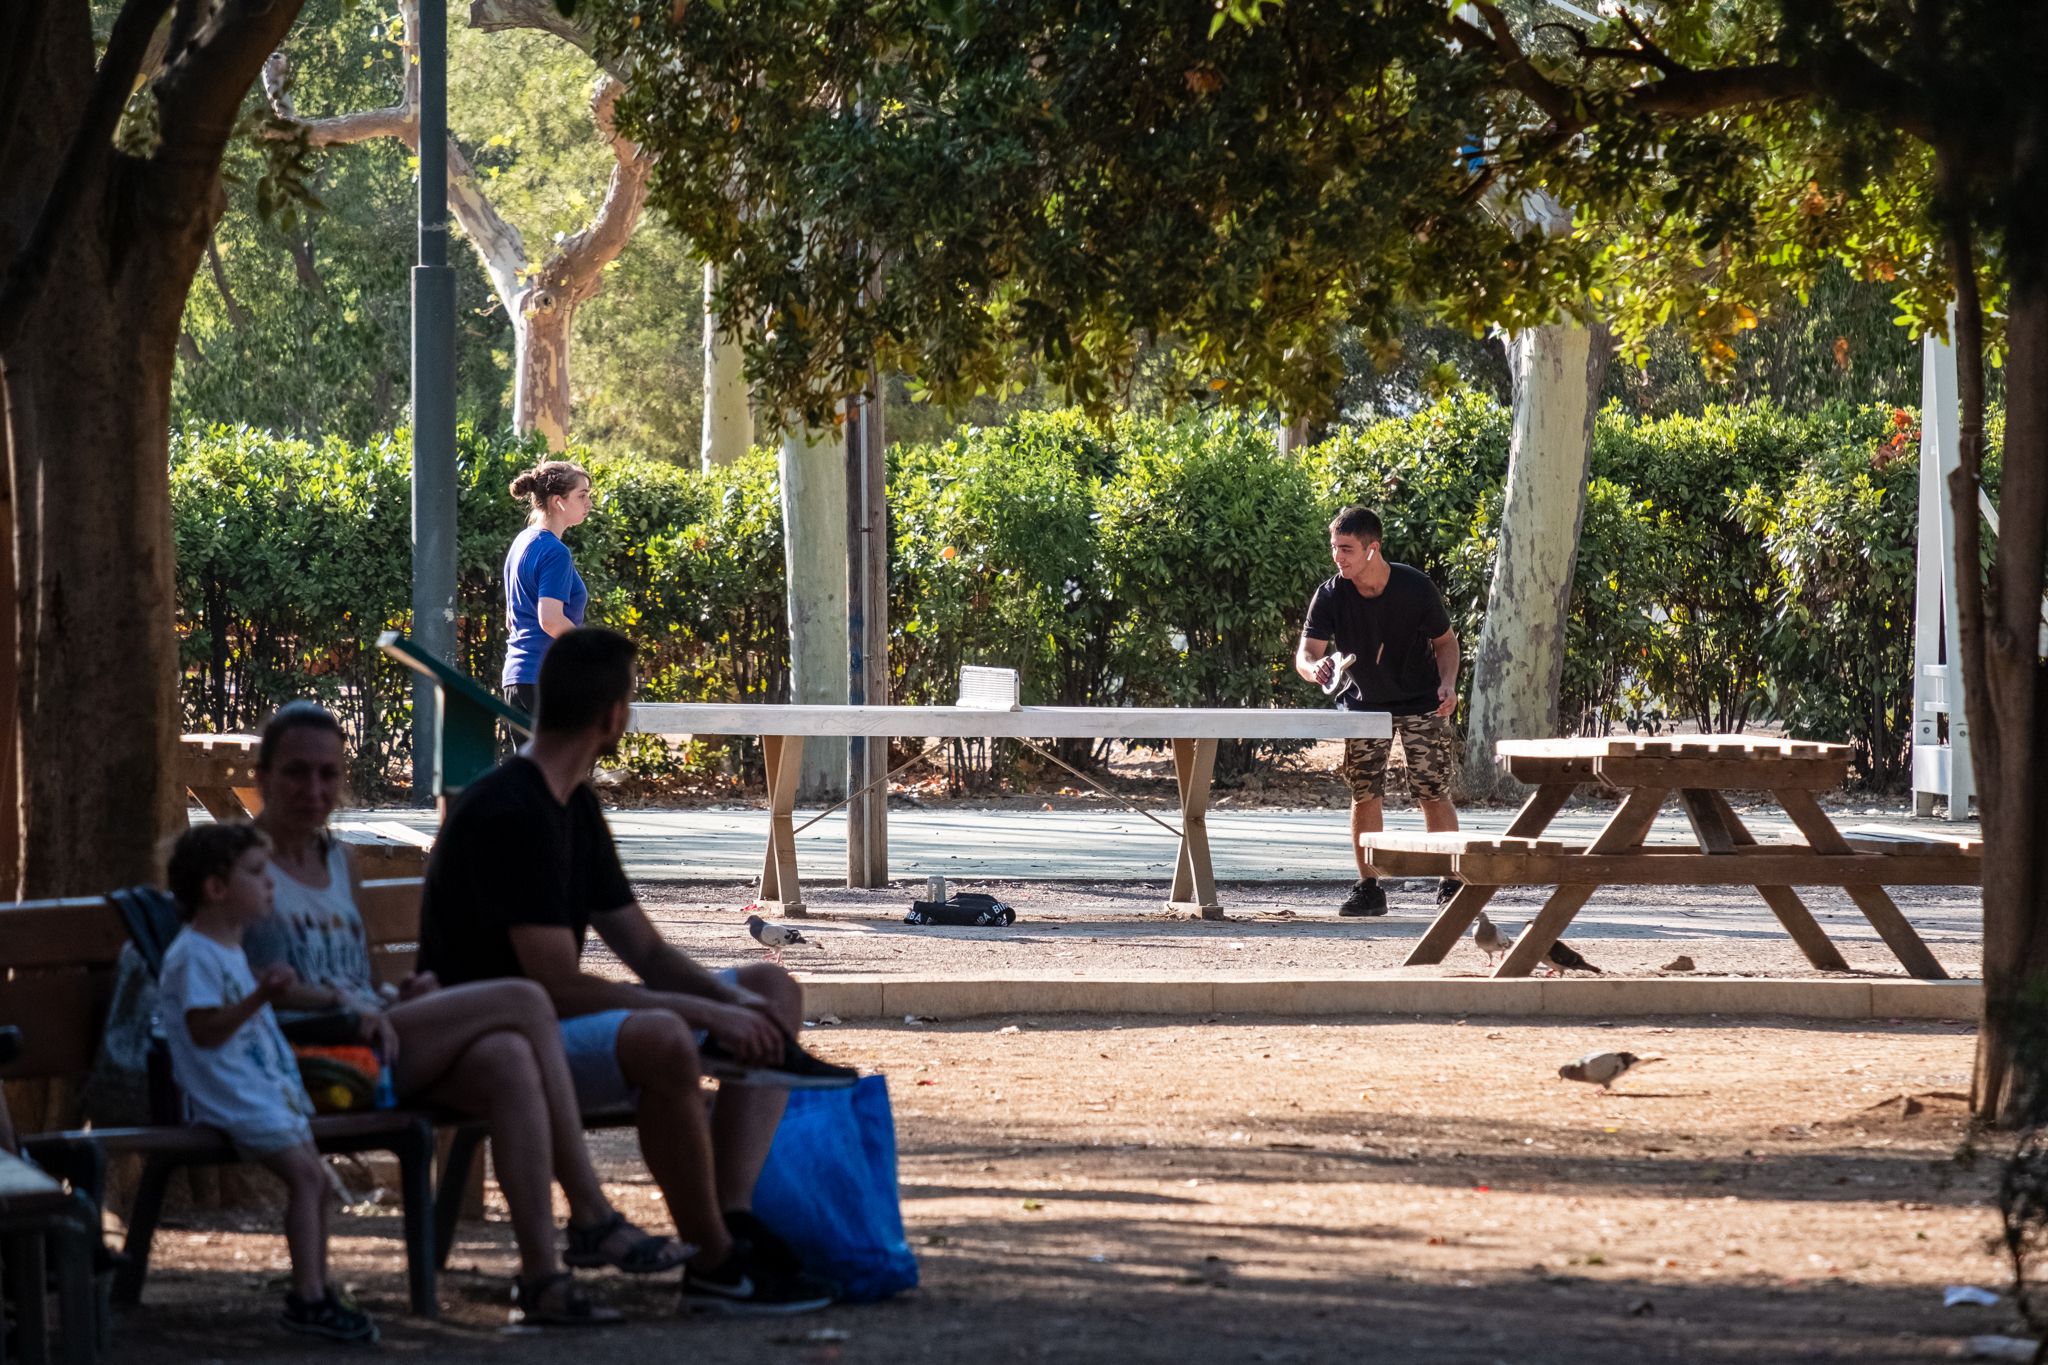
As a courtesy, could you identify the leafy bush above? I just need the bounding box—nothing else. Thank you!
[173,394,1948,798]
[1099,413,1327,777]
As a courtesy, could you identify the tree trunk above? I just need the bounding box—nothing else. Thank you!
[1968,239,2048,1128]
[1462,321,1608,801]
[780,423,848,801]
[517,286,572,451]
[1,0,298,896]
[701,262,753,470]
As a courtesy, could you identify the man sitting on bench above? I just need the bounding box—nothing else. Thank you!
[418,627,853,1315]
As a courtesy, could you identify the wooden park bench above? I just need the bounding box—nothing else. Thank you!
[0,881,443,1317]
[0,876,651,1321]
[1376,736,1980,980]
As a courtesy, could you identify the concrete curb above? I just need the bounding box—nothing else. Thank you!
[794,974,1982,1022]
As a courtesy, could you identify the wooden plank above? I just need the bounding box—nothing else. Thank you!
[1491,785,1668,977]
[1694,791,1851,973]
[1503,783,1575,838]
[1354,848,1459,877]
[1166,738,1222,918]
[1356,832,1575,854]
[1840,826,1983,855]
[0,970,113,1079]
[1677,789,1736,855]
[1495,735,1851,760]
[1592,754,1850,789]
[1402,882,1501,967]
[0,900,126,970]
[629,702,1396,742]
[1841,884,1951,979]
[1453,848,1982,886]
[1497,754,1602,785]
[357,879,423,944]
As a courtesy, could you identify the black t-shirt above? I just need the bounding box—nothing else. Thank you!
[417,756,635,987]
[1301,565,1452,716]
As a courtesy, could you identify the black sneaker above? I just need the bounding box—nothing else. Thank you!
[281,1288,379,1343]
[725,1209,803,1278]
[680,1243,835,1315]
[700,1033,859,1091]
[1338,879,1388,917]
[1435,878,1464,909]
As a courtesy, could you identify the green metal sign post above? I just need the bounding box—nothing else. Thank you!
[379,632,529,802]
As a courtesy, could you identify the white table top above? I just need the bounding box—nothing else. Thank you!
[628,703,1393,741]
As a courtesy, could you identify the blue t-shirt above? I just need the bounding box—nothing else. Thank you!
[502,526,587,686]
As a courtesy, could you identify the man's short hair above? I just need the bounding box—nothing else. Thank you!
[1329,505,1383,544]
[535,627,638,734]
[167,822,270,920]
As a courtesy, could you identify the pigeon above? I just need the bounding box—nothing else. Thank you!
[1473,911,1510,966]
[1545,939,1603,975]
[746,913,815,963]
[1558,1050,1660,1091]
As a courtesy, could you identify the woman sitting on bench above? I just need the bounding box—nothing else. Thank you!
[244,702,685,1325]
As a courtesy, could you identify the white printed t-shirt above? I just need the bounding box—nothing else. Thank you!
[160,928,314,1151]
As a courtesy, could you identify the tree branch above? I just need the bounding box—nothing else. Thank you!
[262,0,529,313]
[205,232,251,329]
[467,0,624,79]
[546,77,652,300]
[0,0,176,351]
[150,0,312,197]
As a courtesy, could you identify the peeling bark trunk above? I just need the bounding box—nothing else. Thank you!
[1462,321,1608,801]
[780,423,848,802]
[518,283,572,450]
[701,262,753,470]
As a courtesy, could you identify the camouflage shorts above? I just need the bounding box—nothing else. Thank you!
[1340,713,1459,803]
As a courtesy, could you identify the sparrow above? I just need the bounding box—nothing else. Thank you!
[1558,1050,1659,1090]
[1546,939,1603,975]
[746,913,815,963]
[1473,911,1509,966]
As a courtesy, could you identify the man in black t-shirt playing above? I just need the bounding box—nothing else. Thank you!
[1293,505,1464,917]
[420,627,850,1314]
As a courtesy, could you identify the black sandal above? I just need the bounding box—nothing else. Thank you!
[512,1272,623,1327]
[564,1211,689,1275]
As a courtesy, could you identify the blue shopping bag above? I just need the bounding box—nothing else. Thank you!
[751,1074,919,1302]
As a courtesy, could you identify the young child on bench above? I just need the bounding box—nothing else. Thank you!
[161,822,378,1344]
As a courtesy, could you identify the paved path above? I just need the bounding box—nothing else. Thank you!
[343,798,1978,885]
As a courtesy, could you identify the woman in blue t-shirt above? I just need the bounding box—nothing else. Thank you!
[502,460,592,712]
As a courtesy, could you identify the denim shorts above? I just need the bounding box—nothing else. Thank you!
[558,969,738,1112]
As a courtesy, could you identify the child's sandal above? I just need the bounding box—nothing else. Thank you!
[564,1210,689,1274]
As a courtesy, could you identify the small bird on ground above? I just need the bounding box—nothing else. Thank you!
[1473,911,1510,966]
[1545,939,1603,975]
[746,913,817,963]
[1558,1050,1660,1091]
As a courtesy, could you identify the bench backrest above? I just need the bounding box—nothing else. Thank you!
[0,879,425,1085]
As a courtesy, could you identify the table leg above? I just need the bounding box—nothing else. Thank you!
[757,735,808,918]
[1773,788,1948,979]
[1494,785,1667,978]
[1687,790,1851,973]
[1403,882,1501,966]
[1503,783,1575,838]
[1165,738,1222,919]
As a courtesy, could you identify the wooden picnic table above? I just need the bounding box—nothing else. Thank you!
[1370,736,1974,980]
[177,733,262,820]
[629,702,1392,919]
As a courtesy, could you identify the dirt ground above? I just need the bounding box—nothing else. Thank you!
[630,880,1986,981]
[109,1015,2023,1365]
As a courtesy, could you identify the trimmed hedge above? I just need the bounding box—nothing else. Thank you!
[173,396,1935,796]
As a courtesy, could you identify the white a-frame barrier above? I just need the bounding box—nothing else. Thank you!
[1911,330,1972,819]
